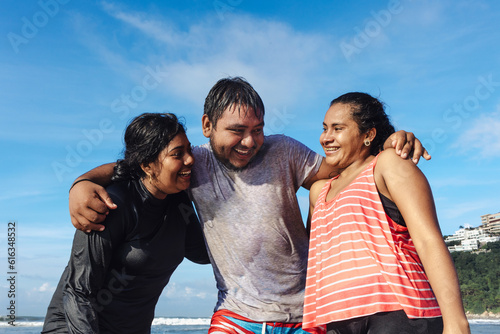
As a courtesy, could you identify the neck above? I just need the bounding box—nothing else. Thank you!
[140,177,167,200]
[336,154,375,179]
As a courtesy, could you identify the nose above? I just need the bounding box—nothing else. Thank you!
[321,130,334,146]
[184,152,195,166]
[240,132,256,148]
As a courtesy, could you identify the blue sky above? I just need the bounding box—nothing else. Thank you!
[1,0,500,318]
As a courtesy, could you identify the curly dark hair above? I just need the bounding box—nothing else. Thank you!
[112,113,186,182]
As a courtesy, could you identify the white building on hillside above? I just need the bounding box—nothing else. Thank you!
[446,223,500,252]
[481,212,500,235]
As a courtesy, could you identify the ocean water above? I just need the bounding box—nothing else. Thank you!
[0,317,498,333]
[0,317,210,333]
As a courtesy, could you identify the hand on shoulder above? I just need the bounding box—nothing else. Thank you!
[375,148,425,201]
[377,147,420,172]
[386,130,431,164]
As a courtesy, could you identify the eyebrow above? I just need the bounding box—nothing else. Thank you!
[227,121,265,128]
[323,122,345,127]
[168,143,191,153]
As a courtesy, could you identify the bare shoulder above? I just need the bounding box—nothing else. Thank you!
[377,148,416,171]
[375,148,422,191]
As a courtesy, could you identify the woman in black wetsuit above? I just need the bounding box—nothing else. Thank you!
[42,113,210,334]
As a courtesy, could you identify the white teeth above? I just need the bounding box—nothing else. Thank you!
[235,149,250,155]
[179,171,191,176]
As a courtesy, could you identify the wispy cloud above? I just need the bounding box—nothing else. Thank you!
[36,282,54,292]
[101,1,181,46]
[162,281,211,299]
[438,197,499,221]
[452,107,500,158]
[430,176,500,189]
[87,3,335,108]
[0,190,45,202]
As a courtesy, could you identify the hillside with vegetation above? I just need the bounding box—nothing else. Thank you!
[451,240,500,314]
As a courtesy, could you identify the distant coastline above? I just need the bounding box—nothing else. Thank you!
[467,311,500,320]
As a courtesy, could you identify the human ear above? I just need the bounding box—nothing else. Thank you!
[201,114,213,138]
[367,128,377,142]
[141,163,152,177]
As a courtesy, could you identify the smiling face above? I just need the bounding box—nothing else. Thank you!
[320,103,374,169]
[141,132,194,199]
[202,104,265,170]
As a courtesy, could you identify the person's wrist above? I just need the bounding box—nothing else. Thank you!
[69,179,94,192]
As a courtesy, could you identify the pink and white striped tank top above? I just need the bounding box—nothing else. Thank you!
[302,156,441,328]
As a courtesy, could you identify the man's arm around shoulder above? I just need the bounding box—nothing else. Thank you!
[69,163,116,232]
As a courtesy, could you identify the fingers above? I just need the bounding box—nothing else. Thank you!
[390,131,409,157]
[411,138,432,164]
[70,208,107,233]
[69,180,112,233]
[390,131,431,164]
[96,188,117,210]
[71,215,103,233]
[391,131,413,159]
[87,194,111,216]
[82,221,105,234]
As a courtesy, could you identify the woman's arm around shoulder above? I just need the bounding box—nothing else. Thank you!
[374,149,470,334]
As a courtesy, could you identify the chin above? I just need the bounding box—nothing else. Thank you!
[325,158,341,167]
[226,162,247,171]
[223,157,251,171]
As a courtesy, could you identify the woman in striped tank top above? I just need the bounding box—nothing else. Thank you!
[303,93,469,334]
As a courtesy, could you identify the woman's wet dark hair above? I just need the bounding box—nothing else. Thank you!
[112,113,186,182]
[204,77,265,128]
[330,92,395,155]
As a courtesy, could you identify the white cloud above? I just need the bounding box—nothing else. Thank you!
[38,282,51,292]
[34,282,55,293]
[162,281,209,300]
[452,107,500,158]
[101,2,180,45]
[94,3,335,108]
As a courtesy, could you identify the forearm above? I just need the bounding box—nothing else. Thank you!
[416,240,469,333]
[74,163,116,187]
[305,158,340,189]
[184,203,210,265]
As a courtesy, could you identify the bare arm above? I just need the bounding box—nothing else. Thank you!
[375,150,469,334]
[303,158,338,190]
[69,163,116,232]
[306,180,328,236]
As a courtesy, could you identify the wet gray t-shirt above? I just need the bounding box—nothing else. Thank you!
[189,135,323,322]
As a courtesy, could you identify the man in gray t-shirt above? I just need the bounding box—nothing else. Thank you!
[189,136,322,324]
[188,77,326,331]
[68,77,426,334]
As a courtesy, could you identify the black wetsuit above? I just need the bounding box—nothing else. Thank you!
[42,179,210,334]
